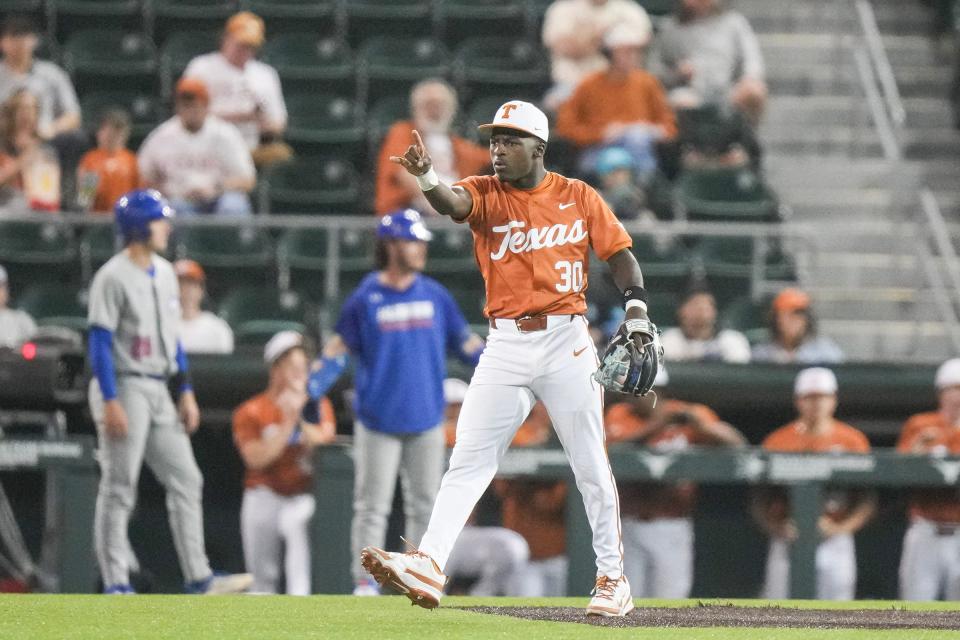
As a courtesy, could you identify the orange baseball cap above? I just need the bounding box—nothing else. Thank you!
[174,259,205,282]
[175,77,209,104]
[226,11,265,48]
[772,287,810,313]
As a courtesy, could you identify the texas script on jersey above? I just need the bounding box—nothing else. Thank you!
[489,219,588,261]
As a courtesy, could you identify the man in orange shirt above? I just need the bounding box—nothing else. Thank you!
[361,99,658,617]
[753,368,876,601]
[896,358,960,601]
[232,331,336,595]
[604,368,745,598]
[556,24,677,179]
[77,108,138,213]
[375,79,488,216]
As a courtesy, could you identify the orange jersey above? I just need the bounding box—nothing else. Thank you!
[454,172,632,319]
[898,411,960,524]
[78,148,139,213]
[605,399,721,519]
[763,419,871,522]
[232,392,336,496]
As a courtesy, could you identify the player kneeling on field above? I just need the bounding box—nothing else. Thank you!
[233,331,336,595]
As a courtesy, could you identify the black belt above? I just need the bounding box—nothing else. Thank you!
[117,371,168,381]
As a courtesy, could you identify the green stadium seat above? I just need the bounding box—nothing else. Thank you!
[278,227,330,297]
[676,167,779,222]
[647,291,681,327]
[631,233,692,291]
[79,223,119,279]
[264,156,360,215]
[234,319,309,346]
[158,30,219,98]
[146,0,237,43]
[338,225,377,273]
[436,0,528,44]
[49,0,142,42]
[175,224,273,296]
[343,0,434,45]
[285,94,365,160]
[367,94,410,153]
[261,35,354,93]
[238,0,339,37]
[16,284,88,333]
[432,271,487,323]
[218,286,315,337]
[0,220,78,287]
[692,236,790,305]
[80,91,167,150]
[453,37,550,101]
[427,226,476,273]
[719,295,769,345]
[63,30,157,93]
[638,0,674,17]
[358,36,451,103]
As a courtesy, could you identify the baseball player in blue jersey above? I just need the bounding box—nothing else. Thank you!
[87,189,252,594]
[306,209,484,595]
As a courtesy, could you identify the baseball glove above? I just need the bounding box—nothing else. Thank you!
[593,318,663,397]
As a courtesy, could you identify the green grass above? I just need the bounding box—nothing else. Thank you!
[1,595,959,639]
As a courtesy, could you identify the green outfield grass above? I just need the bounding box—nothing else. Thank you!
[1,595,959,640]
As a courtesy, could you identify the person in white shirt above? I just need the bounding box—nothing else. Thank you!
[138,77,255,217]
[184,11,289,167]
[661,287,751,363]
[0,263,36,349]
[541,0,652,110]
[175,259,234,354]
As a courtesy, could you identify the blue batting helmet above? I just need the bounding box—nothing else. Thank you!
[114,189,174,244]
[377,208,432,242]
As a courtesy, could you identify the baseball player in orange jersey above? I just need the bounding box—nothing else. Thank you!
[752,368,876,600]
[896,358,960,600]
[360,100,655,616]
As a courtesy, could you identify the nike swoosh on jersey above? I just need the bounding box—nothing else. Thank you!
[574,346,588,357]
[559,202,576,210]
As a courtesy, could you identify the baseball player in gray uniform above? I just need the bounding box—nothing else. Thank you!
[87,189,251,594]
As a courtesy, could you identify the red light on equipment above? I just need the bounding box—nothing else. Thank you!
[21,342,37,361]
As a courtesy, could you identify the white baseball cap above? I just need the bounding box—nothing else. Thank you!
[443,378,469,405]
[0,264,7,284]
[478,100,549,142]
[794,367,838,396]
[264,330,304,366]
[935,358,960,390]
[603,22,652,49]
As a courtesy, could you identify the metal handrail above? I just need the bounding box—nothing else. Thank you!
[919,188,960,306]
[853,46,901,160]
[855,0,907,127]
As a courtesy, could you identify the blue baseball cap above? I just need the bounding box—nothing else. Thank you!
[595,147,634,177]
[378,208,432,242]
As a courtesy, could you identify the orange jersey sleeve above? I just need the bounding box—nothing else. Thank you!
[79,148,139,213]
[375,121,418,215]
[232,396,265,449]
[896,412,944,452]
[453,172,632,318]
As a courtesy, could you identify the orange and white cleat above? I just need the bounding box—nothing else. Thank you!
[586,575,634,617]
[360,546,447,609]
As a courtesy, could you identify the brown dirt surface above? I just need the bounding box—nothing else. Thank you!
[460,603,960,630]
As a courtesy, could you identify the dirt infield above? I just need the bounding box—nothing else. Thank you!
[461,603,960,630]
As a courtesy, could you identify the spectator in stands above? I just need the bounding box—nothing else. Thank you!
[652,0,767,126]
[138,78,255,217]
[175,259,234,355]
[441,378,531,597]
[661,286,751,363]
[0,264,36,349]
[753,368,876,600]
[0,89,60,212]
[541,0,652,111]
[752,288,844,364]
[76,109,138,214]
[232,331,337,595]
[896,358,960,601]
[555,24,677,180]
[595,146,646,221]
[184,11,291,169]
[604,369,745,598]
[375,79,488,217]
[0,15,80,141]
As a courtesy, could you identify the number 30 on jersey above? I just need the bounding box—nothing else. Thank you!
[555,260,584,292]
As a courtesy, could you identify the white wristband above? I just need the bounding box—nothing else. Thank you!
[415,167,439,191]
[625,299,648,313]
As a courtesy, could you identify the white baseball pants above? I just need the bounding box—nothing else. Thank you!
[622,517,694,598]
[419,315,624,580]
[899,518,960,600]
[444,525,530,596]
[241,486,315,595]
[89,377,212,587]
[763,533,856,600]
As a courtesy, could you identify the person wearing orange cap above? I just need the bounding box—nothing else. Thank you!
[751,287,843,364]
[184,11,289,167]
[175,259,234,354]
[138,77,255,217]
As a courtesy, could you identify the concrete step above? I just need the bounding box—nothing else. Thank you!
[765,95,954,129]
[764,156,960,191]
[759,124,885,157]
[821,319,954,363]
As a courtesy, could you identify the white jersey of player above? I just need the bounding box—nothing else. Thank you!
[137,115,255,201]
[88,252,181,376]
[180,311,234,354]
[184,52,287,150]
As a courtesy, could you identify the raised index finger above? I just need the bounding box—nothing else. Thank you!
[412,129,426,153]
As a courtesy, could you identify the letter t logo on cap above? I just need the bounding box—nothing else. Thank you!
[500,104,519,119]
